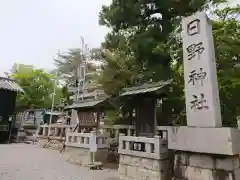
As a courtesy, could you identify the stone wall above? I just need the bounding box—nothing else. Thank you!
[63,146,108,166]
[173,151,240,180]
[118,154,170,180]
[63,146,90,165]
[38,138,63,150]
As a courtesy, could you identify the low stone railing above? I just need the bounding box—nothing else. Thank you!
[156,126,169,139]
[37,124,76,150]
[100,124,169,141]
[118,134,168,159]
[65,131,109,149]
[38,124,75,140]
[37,124,170,152]
[63,131,110,165]
[38,124,169,141]
[100,124,135,142]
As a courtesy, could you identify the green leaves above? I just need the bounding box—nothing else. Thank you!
[98,49,140,96]
[54,48,101,86]
[99,0,240,126]
[11,65,63,111]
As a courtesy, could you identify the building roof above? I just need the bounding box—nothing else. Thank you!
[119,79,172,97]
[43,111,65,116]
[0,77,24,93]
[64,98,111,111]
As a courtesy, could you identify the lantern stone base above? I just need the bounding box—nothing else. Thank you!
[173,151,240,180]
[62,146,108,166]
[167,127,240,180]
[168,127,240,155]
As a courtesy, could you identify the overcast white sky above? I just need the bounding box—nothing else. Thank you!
[0,0,111,75]
[0,0,238,76]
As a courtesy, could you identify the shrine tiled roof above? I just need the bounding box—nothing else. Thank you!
[0,77,24,93]
[43,111,65,116]
[64,97,111,111]
[119,79,172,97]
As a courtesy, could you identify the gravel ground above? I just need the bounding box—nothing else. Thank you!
[0,144,118,180]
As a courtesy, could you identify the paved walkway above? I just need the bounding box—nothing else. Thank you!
[0,144,117,180]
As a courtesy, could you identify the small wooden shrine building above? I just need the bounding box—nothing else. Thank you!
[119,80,172,138]
[64,97,112,131]
[0,77,23,143]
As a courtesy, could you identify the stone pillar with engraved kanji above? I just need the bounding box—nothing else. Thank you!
[168,12,240,180]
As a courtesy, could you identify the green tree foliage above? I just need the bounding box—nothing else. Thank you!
[212,6,240,126]
[54,48,101,85]
[98,0,219,124]
[53,48,103,105]
[99,0,226,80]
[97,49,140,96]
[99,0,240,126]
[11,65,63,111]
[163,5,240,126]
[98,0,226,93]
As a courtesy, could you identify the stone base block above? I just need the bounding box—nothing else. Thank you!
[168,127,240,155]
[63,146,108,166]
[173,151,240,180]
[118,154,170,180]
